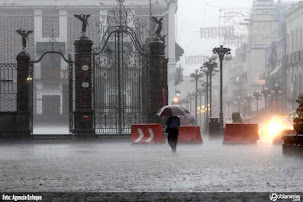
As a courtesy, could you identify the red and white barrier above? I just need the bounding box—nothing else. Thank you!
[131,124,165,144]
[224,124,259,144]
[178,126,203,144]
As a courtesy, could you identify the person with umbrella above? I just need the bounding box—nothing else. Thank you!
[157,105,194,128]
[166,110,181,153]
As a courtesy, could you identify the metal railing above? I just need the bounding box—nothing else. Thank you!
[0,63,17,112]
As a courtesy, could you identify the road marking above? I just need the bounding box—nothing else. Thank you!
[135,128,144,142]
[146,128,154,142]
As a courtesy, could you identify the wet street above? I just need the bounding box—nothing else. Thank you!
[0,139,302,192]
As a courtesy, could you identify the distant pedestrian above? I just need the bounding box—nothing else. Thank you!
[166,115,181,153]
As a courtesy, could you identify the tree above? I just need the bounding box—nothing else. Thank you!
[293,95,303,134]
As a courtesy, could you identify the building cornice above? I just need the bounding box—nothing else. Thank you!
[284,1,303,18]
[0,0,174,17]
[0,0,168,8]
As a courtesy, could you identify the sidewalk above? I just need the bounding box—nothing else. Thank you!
[0,134,131,144]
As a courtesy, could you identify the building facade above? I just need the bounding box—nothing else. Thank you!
[225,0,294,116]
[246,0,280,91]
[284,1,303,111]
[0,0,178,126]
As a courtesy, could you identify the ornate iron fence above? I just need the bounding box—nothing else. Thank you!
[0,63,17,134]
[0,63,17,112]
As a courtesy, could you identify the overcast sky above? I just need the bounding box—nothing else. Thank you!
[176,0,254,75]
[175,0,296,75]
[176,0,254,55]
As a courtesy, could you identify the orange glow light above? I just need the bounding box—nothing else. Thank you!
[259,115,293,142]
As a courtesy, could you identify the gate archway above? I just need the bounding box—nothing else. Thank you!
[93,1,151,134]
[29,51,74,134]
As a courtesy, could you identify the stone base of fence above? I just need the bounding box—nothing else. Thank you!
[0,111,31,137]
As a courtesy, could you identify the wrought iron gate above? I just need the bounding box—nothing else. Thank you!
[94,2,151,134]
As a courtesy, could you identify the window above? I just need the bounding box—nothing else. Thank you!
[291,31,294,53]
[295,29,298,51]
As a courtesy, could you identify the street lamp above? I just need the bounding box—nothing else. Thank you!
[172,96,179,106]
[201,82,209,128]
[181,98,189,111]
[187,92,195,115]
[201,60,219,117]
[262,87,271,112]
[212,45,232,127]
[197,88,205,127]
[245,94,253,116]
[253,90,262,117]
[190,69,204,121]
[271,83,282,113]
[172,90,181,106]
[235,96,242,113]
[226,98,233,120]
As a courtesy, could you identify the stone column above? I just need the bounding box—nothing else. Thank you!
[15,51,31,136]
[73,37,94,136]
[149,37,168,122]
[167,1,178,104]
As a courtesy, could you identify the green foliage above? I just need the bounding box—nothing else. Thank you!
[294,96,303,134]
[296,96,303,119]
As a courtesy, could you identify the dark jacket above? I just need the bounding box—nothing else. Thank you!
[166,116,181,129]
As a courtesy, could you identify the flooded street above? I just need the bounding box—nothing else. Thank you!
[0,140,302,192]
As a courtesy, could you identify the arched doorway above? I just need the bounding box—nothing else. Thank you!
[30,51,73,135]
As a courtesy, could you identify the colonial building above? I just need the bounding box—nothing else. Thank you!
[0,0,178,131]
[226,0,293,115]
[284,1,303,111]
[246,0,281,90]
[264,38,287,112]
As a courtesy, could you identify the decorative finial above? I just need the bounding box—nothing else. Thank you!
[16,28,33,50]
[151,17,164,41]
[74,14,91,38]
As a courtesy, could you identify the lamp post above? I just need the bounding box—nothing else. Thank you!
[226,98,233,120]
[188,95,192,113]
[185,94,191,112]
[235,96,242,113]
[212,45,232,127]
[253,90,262,117]
[245,94,253,116]
[201,82,208,128]
[182,98,189,111]
[187,93,195,115]
[197,88,205,127]
[190,69,203,121]
[172,90,181,106]
[201,60,219,117]
[271,83,282,113]
[262,87,271,112]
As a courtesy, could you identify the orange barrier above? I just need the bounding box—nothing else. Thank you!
[131,124,165,144]
[273,129,296,143]
[224,124,259,144]
[178,126,203,144]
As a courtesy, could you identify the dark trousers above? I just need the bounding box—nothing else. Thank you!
[167,128,179,152]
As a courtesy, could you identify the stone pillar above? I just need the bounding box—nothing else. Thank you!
[167,1,178,104]
[74,37,94,136]
[149,37,168,122]
[15,51,31,136]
